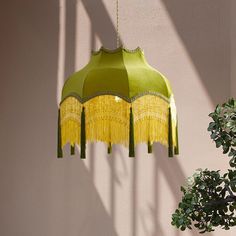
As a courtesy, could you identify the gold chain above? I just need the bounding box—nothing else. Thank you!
[116,0,120,48]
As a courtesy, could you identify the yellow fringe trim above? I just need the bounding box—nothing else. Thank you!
[132,95,169,146]
[85,95,130,146]
[60,97,82,147]
[60,95,177,148]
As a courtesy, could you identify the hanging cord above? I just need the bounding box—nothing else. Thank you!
[116,0,121,48]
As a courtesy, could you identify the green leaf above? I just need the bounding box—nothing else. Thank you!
[215,105,221,114]
[229,205,234,212]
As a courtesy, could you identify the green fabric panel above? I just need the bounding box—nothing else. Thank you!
[61,47,172,102]
[83,68,129,99]
[129,107,135,157]
[80,107,86,159]
[123,50,170,98]
[62,67,90,101]
[83,49,130,99]
[57,109,63,158]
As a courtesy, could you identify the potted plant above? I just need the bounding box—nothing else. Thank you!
[172,98,236,233]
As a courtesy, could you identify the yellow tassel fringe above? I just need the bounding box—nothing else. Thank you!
[60,95,177,149]
[132,95,169,146]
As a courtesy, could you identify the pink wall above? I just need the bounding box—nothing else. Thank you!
[0,0,235,236]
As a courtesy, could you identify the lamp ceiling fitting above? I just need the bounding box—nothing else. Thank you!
[57,0,179,159]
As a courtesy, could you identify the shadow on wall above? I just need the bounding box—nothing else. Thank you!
[152,145,209,236]
[0,0,117,236]
[0,0,222,236]
[161,0,231,105]
[57,147,118,236]
[81,0,119,49]
[0,0,61,235]
[55,0,118,235]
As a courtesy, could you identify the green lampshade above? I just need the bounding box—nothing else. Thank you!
[58,47,178,158]
[61,47,172,103]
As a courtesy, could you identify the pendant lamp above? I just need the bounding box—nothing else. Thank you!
[57,1,179,159]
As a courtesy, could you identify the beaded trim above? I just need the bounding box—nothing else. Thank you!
[60,91,170,105]
[92,46,143,55]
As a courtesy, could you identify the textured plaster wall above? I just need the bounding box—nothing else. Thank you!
[0,0,235,236]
